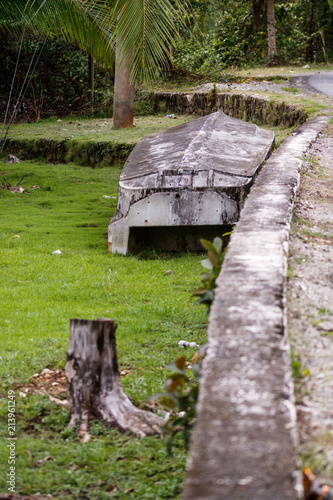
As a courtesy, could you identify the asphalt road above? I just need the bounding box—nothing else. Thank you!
[306,70,333,96]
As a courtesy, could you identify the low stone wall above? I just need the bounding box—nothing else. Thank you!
[5,138,134,167]
[153,91,307,127]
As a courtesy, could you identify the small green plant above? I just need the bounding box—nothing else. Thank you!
[295,255,308,264]
[192,235,230,314]
[153,352,204,454]
[291,348,310,379]
[270,78,288,84]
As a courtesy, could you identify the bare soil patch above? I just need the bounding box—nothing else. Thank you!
[287,124,333,484]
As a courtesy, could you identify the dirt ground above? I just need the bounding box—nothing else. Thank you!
[287,124,333,484]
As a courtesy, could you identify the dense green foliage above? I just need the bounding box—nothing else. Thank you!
[0,35,112,120]
[172,0,333,75]
[2,0,333,120]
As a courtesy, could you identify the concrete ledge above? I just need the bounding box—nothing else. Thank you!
[183,116,330,500]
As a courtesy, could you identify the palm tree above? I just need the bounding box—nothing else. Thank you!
[0,0,182,129]
[84,0,182,128]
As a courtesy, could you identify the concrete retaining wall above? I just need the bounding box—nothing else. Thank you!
[153,91,307,127]
[5,92,306,165]
[183,116,329,500]
[4,138,134,167]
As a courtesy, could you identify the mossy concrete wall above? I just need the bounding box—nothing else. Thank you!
[5,138,134,167]
[153,91,307,127]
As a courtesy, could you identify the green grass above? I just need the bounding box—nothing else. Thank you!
[8,115,195,144]
[233,63,333,79]
[268,93,333,115]
[281,86,299,93]
[0,160,207,499]
[256,123,297,146]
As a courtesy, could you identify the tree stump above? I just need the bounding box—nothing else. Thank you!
[65,319,164,441]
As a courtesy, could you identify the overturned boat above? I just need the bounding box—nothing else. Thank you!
[108,110,274,254]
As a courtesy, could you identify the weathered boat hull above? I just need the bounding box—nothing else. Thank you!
[109,111,275,254]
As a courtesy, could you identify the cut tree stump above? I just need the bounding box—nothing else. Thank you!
[65,319,164,441]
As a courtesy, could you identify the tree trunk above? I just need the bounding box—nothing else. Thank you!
[88,54,94,107]
[252,0,261,32]
[267,0,277,61]
[113,48,135,129]
[305,0,316,63]
[66,319,164,442]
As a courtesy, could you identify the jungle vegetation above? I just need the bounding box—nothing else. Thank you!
[0,0,333,122]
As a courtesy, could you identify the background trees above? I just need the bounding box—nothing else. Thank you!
[0,0,183,128]
[172,0,333,74]
[1,0,333,124]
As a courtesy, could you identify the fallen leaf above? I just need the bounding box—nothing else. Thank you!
[41,368,52,375]
[308,235,331,245]
[37,456,54,464]
[9,186,24,193]
[108,486,118,494]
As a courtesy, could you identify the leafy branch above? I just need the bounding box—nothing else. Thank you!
[152,352,204,454]
[192,233,231,314]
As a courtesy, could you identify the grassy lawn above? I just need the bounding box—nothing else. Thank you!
[233,62,333,78]
[0,81,320,498]
[8,114,195,144]
[150,63,333,92]
[0,159,207,499]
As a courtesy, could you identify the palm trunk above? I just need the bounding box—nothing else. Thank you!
[267,0,277,61]
[113,48,135,129]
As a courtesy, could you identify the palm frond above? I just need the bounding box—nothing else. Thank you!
[0,0,115,69]
[86,0,184,80]
[0,0,190,80]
